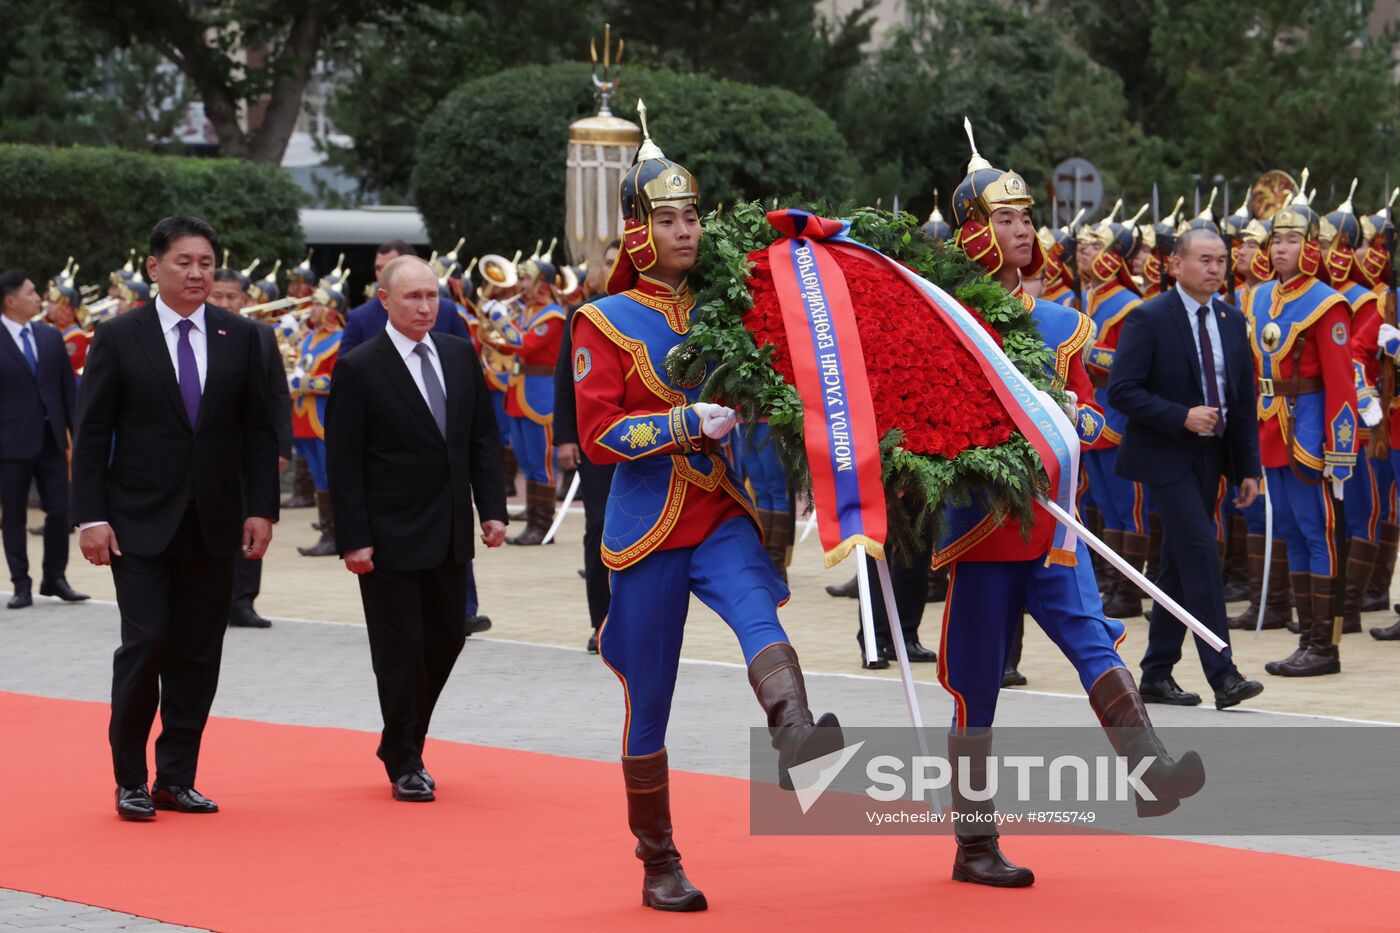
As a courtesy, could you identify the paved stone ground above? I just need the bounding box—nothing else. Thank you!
[0,890,204,932]
[3,504,1397,926]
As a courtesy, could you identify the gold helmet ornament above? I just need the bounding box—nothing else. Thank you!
[608,99,700,295]
[951,117,1045,278]
[922,189,952,241]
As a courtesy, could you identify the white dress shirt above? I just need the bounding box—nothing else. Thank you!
[155,297,208,390]
[1176,283,1228,431]
[385,322,445,405]
[1,314,38,371]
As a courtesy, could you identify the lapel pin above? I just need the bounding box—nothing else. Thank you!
[217,329,227,336]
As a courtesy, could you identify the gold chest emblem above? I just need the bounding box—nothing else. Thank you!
[621,422,662,450]
[1260,322,1282,352]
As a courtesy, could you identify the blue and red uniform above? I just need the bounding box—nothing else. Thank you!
[491,299,564,485]
[1083,280,1150,536]
[289,325,341,492]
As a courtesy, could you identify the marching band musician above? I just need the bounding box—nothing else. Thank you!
[477,254,524,500]
[291,285,345,558]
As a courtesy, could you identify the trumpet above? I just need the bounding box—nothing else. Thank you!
[240,295,315,318]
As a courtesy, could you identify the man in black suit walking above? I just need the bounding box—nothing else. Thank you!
[1107,227,1265,710]
[326,255,507,803]
[0,269,86,609]
[72,217,280,820]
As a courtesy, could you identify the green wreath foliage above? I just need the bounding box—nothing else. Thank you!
[667,199,1061,558]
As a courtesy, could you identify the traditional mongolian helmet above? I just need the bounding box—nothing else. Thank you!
[1151,196,1185,256]
[250,260,282,304]
[609,99,700,295]
[1358,187,1398,287]
[312,284,347,317]
[951,118,1046,278]
[1081,200,1150,293]
[238,257,260,291]
[921,190,952,241]
[1221,195,1252,239]
[1324,178,1363,250]
[288,250,317,288]
[1176,188,1220,235]
[119,273,151,306]
[109,249,137,286]
[318,253,348,290]
[1268,169,1326,278]
[47,278,80,308]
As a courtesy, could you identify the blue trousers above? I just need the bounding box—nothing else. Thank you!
[1343,453,1382,542]
[293,437,328,491]
[490,390,511,447]
[508,416,554,485]
[1084,447,1148,534]
[1266,466,1339,577]
[1375,455,1396,524]
[938,540,1127,730]
[1141,440,1238,690]
[598,517,790,756]
[737,423,789,512]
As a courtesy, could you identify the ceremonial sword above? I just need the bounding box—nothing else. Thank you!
[540,472,582,546]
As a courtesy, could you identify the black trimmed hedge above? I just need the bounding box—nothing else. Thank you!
[413,62,859,260]
[0,144,305,285]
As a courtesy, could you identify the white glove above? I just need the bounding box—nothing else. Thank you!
[1360,395,1384,427]
[1061,390,1078,422]
[482,299,511,324]
[692,402,738,440]
[1379,323,1400,359]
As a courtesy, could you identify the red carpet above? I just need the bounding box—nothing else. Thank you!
[0,691,1394,931]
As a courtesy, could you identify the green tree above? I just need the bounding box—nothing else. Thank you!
[412,62,859,259]
[69,0,454,163]
[602,0,876,114]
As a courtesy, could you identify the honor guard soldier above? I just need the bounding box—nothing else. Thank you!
[1080,201,1153,617]
[1322,184,1392,630]
[1140,198,1185,301]
[571,101,841,912]
[291,285,345,557]
[1245,176,1360,677]
[485,253,565,545]
[477,254,523,498]
[935,134,1203,889]
[44,278,90,378]
[1365,193,1400,639]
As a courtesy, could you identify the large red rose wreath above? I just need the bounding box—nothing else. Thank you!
[666,201,1057,550]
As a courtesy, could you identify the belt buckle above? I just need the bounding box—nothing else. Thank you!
[1258,377,1274,397]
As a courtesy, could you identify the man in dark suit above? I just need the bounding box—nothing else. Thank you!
[0,269,86,609]
[210,269,293,628]
[338,239,489,635]
[338,239,471,356]
[72,216,279,820]
[1107,227,1265,710]
[326,255,507,803]
[553,242,619,654]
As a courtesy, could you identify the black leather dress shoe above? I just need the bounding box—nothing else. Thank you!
[392,771,435,802]
[1001,666,1028,687]
[151,784,219,813]
[418,769,435,790]
[879,641,937,663]
[825,576,860,599]
[116,784,156,821]
[861,656,890,670]
[39,578,89,602]
[587,631,599,654]
[1139,677,1202,706]
[228,605,272,628]
[7,584,31,609]
[1213,671,1264,710]
[465,615,492,636]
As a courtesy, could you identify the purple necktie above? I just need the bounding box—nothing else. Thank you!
[1196,306,1225,438]
[176,318,202,426]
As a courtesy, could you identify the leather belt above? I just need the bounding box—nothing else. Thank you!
[1258,375,1323,398]
[521,364,554,376]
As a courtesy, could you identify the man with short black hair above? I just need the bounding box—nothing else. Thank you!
[1108,226,1265,709]
[0,269,84,609]
[73,215,280,820]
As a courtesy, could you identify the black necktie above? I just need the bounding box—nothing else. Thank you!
[1196,305,1226,438]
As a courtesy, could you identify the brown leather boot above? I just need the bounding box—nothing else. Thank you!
[1371,618,1400,639]
[948,732,1034,887]
[1342,538,1378,633]
[1363,521,1398,611]
[1098,528,1124,600]
[1222,515,1251,603]
[1088,667,1206,817]
[621,750,707,912]
[748,643,843,790]
[507,481,555,545]
[1103,531,1148,618]
[1266,573,1314,673]
[501,446,519,499]
[757,509,790,583]
[1271,576,1342,676]
[297,491,338,556]
[1284,568,1309,635]
[1229,534,1264,629]
[281,456,314,508]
